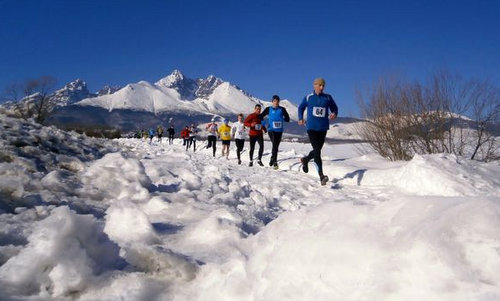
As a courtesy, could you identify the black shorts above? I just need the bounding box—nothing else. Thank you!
[222,140,230,145]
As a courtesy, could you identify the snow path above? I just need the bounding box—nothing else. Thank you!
[108,139,500,301]
[118,139,392,265]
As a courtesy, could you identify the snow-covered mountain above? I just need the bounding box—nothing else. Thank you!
[155,69,199,100]
[0,79,113,113]
[1,70,308,134]
[193,74,224,99]
[76,70,299,119]
[50,79,96,106]
[97,85,121,96]
[77,80,188,114]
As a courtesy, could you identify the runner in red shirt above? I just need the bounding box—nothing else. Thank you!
[180,126,190,148]
[244,104,266,166]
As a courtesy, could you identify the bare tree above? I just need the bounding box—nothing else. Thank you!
[2,76,57,123]
[32,76,57,123]
[468,80,500,161]
[356,71,500,161]
[427,71,472,156]
[356,78,416,161]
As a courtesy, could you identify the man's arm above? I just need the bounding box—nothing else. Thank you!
[328,96,338,120]
[297,97,307,125]
[259,107,269,120]
[282,107,291,122]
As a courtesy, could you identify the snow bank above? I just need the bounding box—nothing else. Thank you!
[0,206,121,297]
[174,196,500,301]
[176,208,246,263]
[103,192,198,282]
[182,208,245,246]
[78,273,167,301]
[79,152,152,202]
[0,113,117,212]
[394,154,500,196]
[332,153,500,197]
[0,162,33,202]
[104,200,158,246]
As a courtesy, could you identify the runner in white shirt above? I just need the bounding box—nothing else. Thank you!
[231,113,247,165]
[205,118,219,157]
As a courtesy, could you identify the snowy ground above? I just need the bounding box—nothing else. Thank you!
[1,114,500,301]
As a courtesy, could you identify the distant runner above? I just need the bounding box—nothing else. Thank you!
[188,123,198,151]
[167,125,175,145]
[231,113,247,165]
[181,126,190,148]
[157,125,164,143]
[218,119,232,159]
[148,128,155,144]
[205,118,219,157]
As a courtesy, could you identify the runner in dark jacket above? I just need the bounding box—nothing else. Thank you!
[167,125,175,145]
[259,95,290,169]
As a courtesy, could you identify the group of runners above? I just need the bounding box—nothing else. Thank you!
[142,78,338,185]
[138,125,175,144]
[201,95,290,167]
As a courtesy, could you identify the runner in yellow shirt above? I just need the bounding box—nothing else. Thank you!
[218,119,232,159]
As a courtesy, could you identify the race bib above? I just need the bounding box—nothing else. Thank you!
[273,121,282,129]
[254,124,262,130]
[312,107,326,117]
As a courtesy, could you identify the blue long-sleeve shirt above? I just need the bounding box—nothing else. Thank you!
[298,92,338,131]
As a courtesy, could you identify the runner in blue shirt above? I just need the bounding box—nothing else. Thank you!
[259,95,290,169]
[298,78,338,185]
[148,128,155,144]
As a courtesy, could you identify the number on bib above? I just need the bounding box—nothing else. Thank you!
[313,107,326,117]
[273,121,282,129]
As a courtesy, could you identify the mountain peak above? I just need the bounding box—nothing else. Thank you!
[64,79,87,91]
[171,69,184,77]
[155,70,187,88]
[97,85,121,96]
[51,79,94,106]
[155,70,198,100]
[205,75,222,84]
[195,75,224,99]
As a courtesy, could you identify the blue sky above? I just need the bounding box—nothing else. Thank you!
[1,0,499,117]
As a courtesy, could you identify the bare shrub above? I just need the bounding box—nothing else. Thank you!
[357,72,500,161]
[2,76,57,124]
[57,123,122,139]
